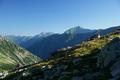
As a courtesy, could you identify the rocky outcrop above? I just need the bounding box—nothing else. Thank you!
[97,37,120,68]
[110,59,120,80]
[97,37,120,79]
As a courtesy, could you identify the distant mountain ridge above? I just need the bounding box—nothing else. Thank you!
[5,28,120,80]
[6,26,120,59]
[20,32,53,48]
[6,32,53,48]
[5,35,32,44]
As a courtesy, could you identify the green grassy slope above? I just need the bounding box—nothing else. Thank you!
[0,36,41,71]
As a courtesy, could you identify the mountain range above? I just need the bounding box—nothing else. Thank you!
[4,26,120,80]
[6,26,120,59]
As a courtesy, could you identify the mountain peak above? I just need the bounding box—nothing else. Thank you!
[73,25,81,29]
[64,26,94,34]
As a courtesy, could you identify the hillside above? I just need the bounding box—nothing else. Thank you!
[27,32,94,58]
[0,36,41,72]
[4,29,120,80]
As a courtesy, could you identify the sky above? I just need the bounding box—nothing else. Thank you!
[0,0,120,36]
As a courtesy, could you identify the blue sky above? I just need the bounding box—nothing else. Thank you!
[0,0,120,36]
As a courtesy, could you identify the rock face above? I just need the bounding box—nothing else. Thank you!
[111,60,120,78]
[97,37,120,68]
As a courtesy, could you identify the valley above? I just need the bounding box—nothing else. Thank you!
[1,27,120,80]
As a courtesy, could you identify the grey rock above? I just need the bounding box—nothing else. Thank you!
[72,77,83,80]
[97,37,120,68]
[111,59,120,77]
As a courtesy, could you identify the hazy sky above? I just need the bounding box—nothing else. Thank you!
[0,0,120,36]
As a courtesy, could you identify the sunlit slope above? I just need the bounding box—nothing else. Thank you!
[51,32,120,59]
[0,36,41,71]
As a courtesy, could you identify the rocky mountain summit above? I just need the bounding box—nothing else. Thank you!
[3,30,120,80]
[64,26,95,34]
